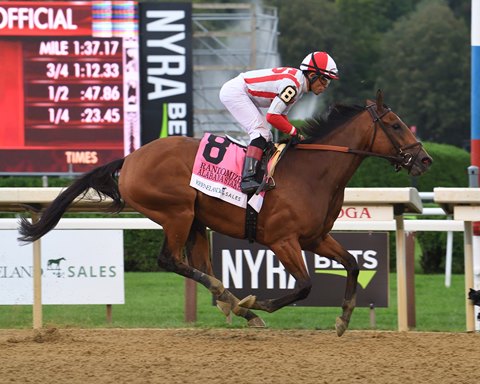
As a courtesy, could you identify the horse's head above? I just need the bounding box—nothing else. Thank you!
[365,90,432,176]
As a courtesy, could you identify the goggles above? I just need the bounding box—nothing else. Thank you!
[318,74,331,87]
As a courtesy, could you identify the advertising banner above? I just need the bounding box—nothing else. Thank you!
[211,232,389,307]
[139,2,193,142]
[0,1,140,174]
[0,230,124,305]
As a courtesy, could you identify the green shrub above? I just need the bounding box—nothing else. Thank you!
[416,229,464,274]
[0,142,471,273]
[124,229,164,272]
[0,176,73,187]
[346,142,469,274]
[348,142,470,191]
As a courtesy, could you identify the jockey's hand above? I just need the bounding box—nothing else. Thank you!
[291,132,304,145]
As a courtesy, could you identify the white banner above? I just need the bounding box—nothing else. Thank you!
[335,205,393,221]
[0,230,124,305]
[473,0,480,46]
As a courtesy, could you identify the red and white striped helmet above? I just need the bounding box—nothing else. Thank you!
[300,52,339,80]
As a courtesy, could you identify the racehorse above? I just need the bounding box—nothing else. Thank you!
[18,90,432,336]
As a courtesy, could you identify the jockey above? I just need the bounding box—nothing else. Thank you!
[219,51,339,194]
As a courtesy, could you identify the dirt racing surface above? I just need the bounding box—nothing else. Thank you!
[1,327,478,384]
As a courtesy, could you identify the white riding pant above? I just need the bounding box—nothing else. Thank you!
[219,75,273,142]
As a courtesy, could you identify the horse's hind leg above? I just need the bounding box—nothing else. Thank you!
[314,234,359,336]
[239,239,313,313]
[185,220,265,327]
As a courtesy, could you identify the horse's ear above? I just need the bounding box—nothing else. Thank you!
[376,89,384,112]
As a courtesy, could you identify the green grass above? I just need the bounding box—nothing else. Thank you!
[0,272,468,332]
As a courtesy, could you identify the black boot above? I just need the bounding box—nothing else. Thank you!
[240,156,261,194]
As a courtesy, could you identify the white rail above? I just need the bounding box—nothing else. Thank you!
[0,218,464,231]
[0,186,458,333]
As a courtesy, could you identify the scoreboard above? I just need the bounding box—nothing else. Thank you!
[0,1,140,174]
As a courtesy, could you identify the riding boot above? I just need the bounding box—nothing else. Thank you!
[240,145,263,194]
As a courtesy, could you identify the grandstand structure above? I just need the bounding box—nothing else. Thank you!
[192,3,279,140]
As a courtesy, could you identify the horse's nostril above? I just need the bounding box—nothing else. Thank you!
[422,157,432,165]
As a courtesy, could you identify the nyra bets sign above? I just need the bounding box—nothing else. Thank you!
[139,2,193,142]
[211,232,389,307]
[0,230,124,305]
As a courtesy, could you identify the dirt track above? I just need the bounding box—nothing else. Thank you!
[1,328,479,383]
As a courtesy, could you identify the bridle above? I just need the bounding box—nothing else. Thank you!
[295,103,424,172]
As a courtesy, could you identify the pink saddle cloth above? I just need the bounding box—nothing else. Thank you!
[189,133,266,211]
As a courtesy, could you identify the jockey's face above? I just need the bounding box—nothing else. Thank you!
[308,72,330,95]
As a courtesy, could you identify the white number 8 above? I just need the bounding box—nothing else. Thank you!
[279,86,297,104]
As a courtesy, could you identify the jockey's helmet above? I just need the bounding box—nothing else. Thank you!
[300,52,339,80]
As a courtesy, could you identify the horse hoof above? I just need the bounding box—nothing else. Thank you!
[335,317,347,337]
[247,317,266,328]
[216,300,231,317]
[238,295,256,308]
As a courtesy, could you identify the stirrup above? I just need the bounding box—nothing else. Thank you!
[264,176,276,191]
[254,176,275,194]
[241,178,261,194]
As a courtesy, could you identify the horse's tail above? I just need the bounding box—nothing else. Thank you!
[18,158,125,243]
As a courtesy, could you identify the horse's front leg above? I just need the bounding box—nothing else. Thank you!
[238,239,312,313]
[313,234,359,336]
[185,221,265,327]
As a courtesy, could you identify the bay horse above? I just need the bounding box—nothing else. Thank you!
[18,90,432,336]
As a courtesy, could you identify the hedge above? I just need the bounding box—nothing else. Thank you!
[0,141,471,273]
[349,142,469,273]
[347,142,470,190]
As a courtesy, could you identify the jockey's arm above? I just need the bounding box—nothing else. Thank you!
[266,95,298,136]
[266,113,298,136]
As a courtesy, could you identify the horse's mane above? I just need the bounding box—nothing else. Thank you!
[300,104,365,140]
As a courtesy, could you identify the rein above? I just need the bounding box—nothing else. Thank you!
[295,104,423,172]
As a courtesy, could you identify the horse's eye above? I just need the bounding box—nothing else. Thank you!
[392,123,401,130]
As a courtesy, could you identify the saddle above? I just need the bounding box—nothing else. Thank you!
[190,133,290,242]
[249,140,288,195]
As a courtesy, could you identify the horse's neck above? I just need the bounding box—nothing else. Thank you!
[313,120,372,186]
[325,116,373,150]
